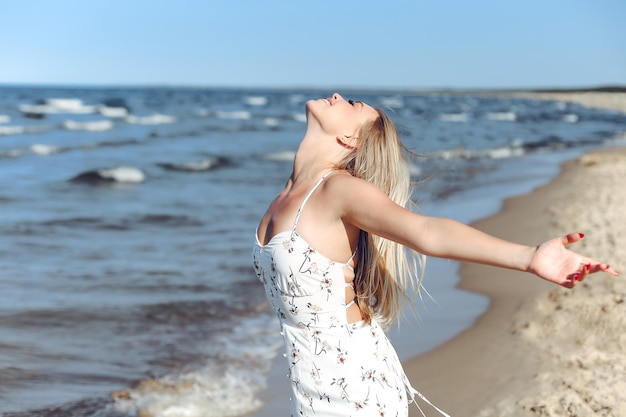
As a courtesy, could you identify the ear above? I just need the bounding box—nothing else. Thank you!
[337,134,358,149]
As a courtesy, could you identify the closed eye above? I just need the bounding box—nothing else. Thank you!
[348,99,354,106]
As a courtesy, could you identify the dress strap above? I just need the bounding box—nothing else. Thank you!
[403,374,451,417]
[290,170,335,235]
[341,250,357,272]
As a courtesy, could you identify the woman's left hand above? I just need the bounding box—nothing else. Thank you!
[528,232,620,288]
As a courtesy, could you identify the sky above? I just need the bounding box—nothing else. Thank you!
[1,0,625,90]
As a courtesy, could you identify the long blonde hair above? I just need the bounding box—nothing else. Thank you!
[336,108,425,329]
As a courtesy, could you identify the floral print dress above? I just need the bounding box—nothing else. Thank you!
[253,172,449,417]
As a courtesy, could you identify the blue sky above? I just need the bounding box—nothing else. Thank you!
[1,0,624,89]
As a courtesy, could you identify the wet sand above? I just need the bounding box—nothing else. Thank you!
[406,92,626,417]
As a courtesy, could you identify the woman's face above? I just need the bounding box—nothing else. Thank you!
[306,93,378,137]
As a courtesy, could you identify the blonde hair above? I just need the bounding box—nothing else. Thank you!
[336,109,425,329]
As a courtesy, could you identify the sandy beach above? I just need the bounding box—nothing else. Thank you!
[406,92,626,417]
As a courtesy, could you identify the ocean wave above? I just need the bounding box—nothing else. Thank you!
[1,139,144,160]
[157,156,231,172]
[562,113,579,123]
[108,313,281,417]
[99,106,129,118]
[62,119,114,131]
[80,138,144,150]
[486,111,517,121]
[193,108,211,117]
[408,163,422,177]
[30,144,61,155]
[431,146,525,160]
[13,216,130,233]
[17,213,203,234]
[379,96,405,108]
[0,125,50,136]
[125,114,176,125]
[19,98,97,116]
[0,149,23,158]
[214,110,251,120]
[429,134,599,161]
[262,150,296,162]
[291,112,307,123]
[263,117,280,128]
[243,96,268,106]
[439,112,469,122]
[136,214,205,227]
[70,166,146,184]
[0,114,10,123]
[288,94,306,104]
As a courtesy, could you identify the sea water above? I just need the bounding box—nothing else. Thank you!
[0,86,624,416]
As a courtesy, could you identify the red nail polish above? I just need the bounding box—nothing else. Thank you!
[579,233,585,238]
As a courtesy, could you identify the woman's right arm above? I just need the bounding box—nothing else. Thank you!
[334,175,618,287]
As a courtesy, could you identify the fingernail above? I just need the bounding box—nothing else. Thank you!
[579,233,585,238]
[573,273,581,280]
[604,264,610,269]
[586,263,591,272]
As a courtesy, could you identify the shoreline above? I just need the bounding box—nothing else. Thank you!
[405,91,626,416]
[404,145,626,416]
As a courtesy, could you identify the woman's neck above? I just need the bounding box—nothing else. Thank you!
[292,130,348,183]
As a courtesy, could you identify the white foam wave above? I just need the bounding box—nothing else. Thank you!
[289,94,306,104]
[0,125,30,135]
[0,125,50,136]
[408,163,422,177]
[0,149,23,158]
[263,150,295,162]
[0,143,63,158]
[30,144,61,155]
[193,108,211,117]
[47,98,92,111]
[108,313,281,417]
[432,145,525,160]
[125,114,176,125]
[62,119,114,131]
[159,158,227,172]
[562,113,579,123]
[19,98,96,115]
[110,368,267,417]
[291,113,307,123]
[0,114,10,123]
[379,96,404,108]
[243,96,268,106]
[486,111,517,121]
[93,166,146,183]
[439,112,469,122]
[263,117,280,128]
[99,106,129,118]
[215,110,251,120]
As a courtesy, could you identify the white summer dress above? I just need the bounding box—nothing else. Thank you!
[253,172,449,417]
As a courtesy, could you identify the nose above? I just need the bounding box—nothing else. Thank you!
[332,93,344,102]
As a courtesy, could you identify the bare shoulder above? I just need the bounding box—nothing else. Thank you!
[324,170,383,194]
[324,171,394,212]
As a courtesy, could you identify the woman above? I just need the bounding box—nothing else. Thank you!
[252,93,618,417]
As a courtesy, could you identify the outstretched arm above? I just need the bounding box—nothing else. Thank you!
[337,176,619,288]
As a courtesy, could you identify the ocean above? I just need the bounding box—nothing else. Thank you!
[0,85,624,417]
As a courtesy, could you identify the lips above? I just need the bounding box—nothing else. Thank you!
[323,97,332,105]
